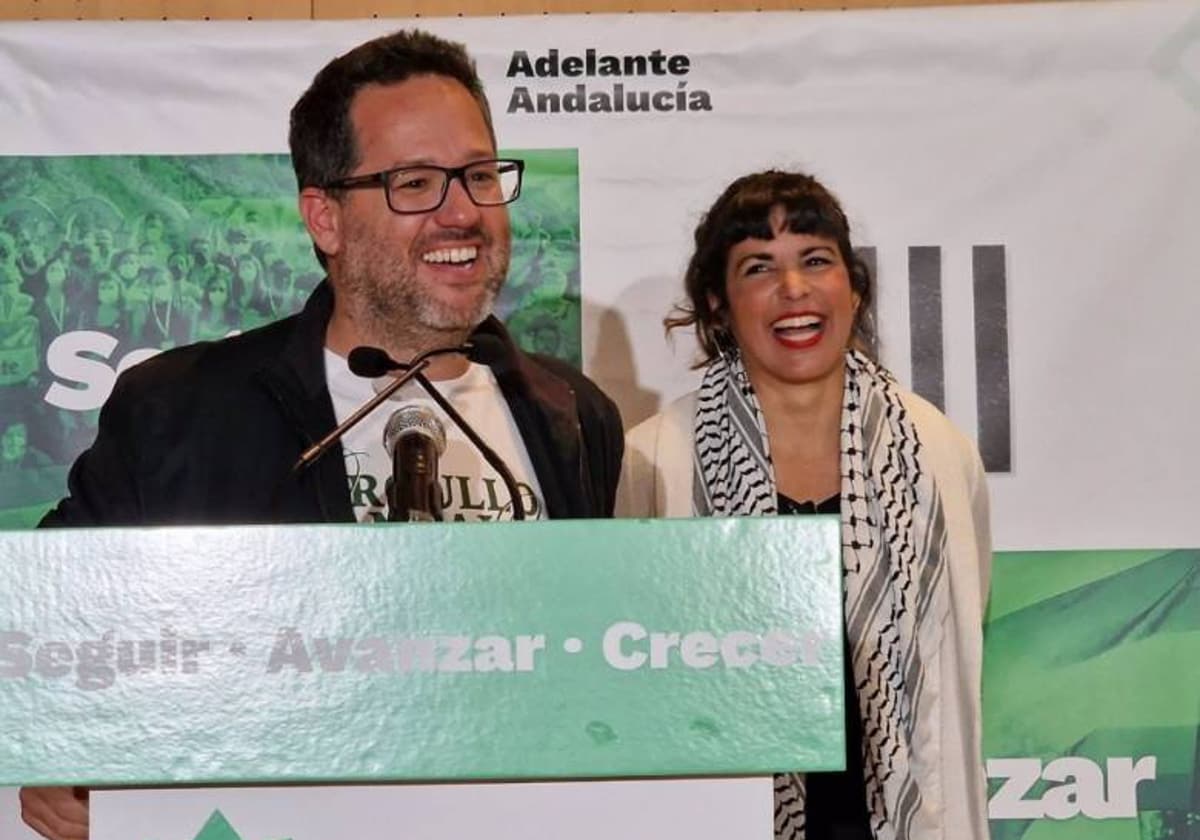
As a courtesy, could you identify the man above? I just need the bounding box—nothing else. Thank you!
[1,421,51,472]
[21,29,623,839]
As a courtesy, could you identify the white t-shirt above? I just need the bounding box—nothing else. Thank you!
[324,349,545,523]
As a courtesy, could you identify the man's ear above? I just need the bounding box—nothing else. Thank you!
[299,188,343,260]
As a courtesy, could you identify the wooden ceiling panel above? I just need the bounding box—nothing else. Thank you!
[3,0,1057,21]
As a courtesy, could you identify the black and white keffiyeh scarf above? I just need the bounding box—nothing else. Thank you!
[693,348,950,840]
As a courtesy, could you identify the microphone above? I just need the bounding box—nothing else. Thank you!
[410,375,526,521]
[349,335,507,378]
[315,334,528,521]
[383,405,447,522]
[348,346,403,376]
[292,341,470,474]
[462,334,508,368]
[409,334,525,520]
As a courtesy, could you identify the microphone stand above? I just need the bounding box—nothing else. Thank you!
[291,357,432,474]
[412,372,527,522]
[288,338,526,521]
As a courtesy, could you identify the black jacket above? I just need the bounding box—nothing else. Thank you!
[41,283,623,526]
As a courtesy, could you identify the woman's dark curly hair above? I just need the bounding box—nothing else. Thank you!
[666,170,876,365]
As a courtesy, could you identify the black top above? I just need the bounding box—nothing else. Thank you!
[778,491,873,840]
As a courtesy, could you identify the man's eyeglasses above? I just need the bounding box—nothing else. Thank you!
[324,159,525,215]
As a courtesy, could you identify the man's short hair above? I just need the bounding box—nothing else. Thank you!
[288,29,495,194]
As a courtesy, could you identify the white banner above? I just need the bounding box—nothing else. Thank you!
[2,3,1199,551]
[2,3,1199,836]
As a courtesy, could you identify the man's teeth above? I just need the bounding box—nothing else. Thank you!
[772,315,823,331]
[422,246,478,264]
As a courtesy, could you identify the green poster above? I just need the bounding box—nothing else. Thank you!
[0,150,581,527]
[983,549,1200,840]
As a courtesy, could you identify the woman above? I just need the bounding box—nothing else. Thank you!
[190,266,236,343]
[111,249,151,343]
[92,274,124,332]
[33,250,77,337]
[617,170,990,840]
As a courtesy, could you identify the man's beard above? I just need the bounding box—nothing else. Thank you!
[341,228,509,350]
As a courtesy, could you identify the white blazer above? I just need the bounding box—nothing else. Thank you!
[617,389,992,840]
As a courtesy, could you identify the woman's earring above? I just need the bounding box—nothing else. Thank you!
[715,328,749,388]
[714,327,737,362]
[715,330,731,365]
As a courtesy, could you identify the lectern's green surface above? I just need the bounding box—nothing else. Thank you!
[0,518,843,786]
